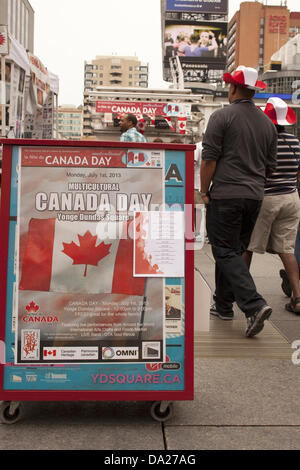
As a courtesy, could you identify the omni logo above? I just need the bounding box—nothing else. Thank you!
[102,347,139,360]
[102,347,115,359]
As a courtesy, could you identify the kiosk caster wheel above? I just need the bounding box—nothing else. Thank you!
[0,401,24,424]
[150,401,174,422]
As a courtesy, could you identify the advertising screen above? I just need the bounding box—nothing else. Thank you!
[164,21,227,65]
[163,0,228,83]
[166,0,228,13]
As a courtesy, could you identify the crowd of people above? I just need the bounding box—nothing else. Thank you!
[199,65,300,338]
[164,30,227,59]
[118,75,300,340]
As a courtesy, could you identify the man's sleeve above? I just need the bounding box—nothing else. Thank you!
[202,111,224,161]
[265,128,278,177]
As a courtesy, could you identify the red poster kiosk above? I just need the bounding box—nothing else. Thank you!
[0,139,195,423]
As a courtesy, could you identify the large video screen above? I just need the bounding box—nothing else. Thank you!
[164,22,227,63]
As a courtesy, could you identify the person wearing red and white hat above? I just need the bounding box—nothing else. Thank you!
[200,65,278,337]
[246,97,300,314]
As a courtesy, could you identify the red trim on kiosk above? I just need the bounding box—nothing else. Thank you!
[0,140,196,403]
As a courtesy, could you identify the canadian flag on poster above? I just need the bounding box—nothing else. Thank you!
[19,219,146,295]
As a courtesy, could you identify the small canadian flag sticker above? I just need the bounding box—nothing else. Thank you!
[43,348,56,357]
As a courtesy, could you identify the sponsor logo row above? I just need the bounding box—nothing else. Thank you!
[41,343,162,361]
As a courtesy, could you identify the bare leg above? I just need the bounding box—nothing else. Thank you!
[279,253,300,299]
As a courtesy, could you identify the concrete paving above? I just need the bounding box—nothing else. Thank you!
[1,243,300,450]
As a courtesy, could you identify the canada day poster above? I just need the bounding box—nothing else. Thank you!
[16,146,166,365]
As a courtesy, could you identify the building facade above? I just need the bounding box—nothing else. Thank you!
[57,105,83,140]
[84,56,149,92]
[227,2,299,73]
[0,0,34,52]
[260,34,300,138]
[290,12,300,39]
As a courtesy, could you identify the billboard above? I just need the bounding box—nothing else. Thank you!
[164,21,227,81]
[166,0,228,13]
[163,0,228,84]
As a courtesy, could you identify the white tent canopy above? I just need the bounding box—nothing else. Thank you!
[7,33,59,94]
[7,33,30,74]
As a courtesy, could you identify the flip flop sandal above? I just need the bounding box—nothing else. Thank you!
[285,297,300,314]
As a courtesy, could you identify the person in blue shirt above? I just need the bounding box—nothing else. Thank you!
[120,114,147,143]
[185,31,218,57]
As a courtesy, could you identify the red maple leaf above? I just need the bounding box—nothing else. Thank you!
[0,34,5,46]
[26,301,39,313]
[62,231,112,277]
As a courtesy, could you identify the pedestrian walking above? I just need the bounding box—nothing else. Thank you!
[119,113,147,143]
[281,216,300,298]
[200,66,278,337]
[246,97,300,313]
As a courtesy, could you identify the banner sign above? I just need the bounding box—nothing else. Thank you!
[28,53,50,108]
[1,143,190,394]
[96,100,190,118]
[166,0,228,13]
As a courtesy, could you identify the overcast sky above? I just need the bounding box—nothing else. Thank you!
[28,0,300,106]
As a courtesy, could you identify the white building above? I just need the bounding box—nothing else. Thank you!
[0,0,34,53]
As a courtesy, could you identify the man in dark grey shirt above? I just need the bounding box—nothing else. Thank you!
[200,65,277,337]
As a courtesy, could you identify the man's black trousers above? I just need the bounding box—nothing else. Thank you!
[206,198,267,318]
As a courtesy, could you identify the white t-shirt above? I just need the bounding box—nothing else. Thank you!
[194,142,202,190]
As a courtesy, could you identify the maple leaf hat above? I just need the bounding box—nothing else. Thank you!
[262,97,297,126]
[223,65,267,91]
